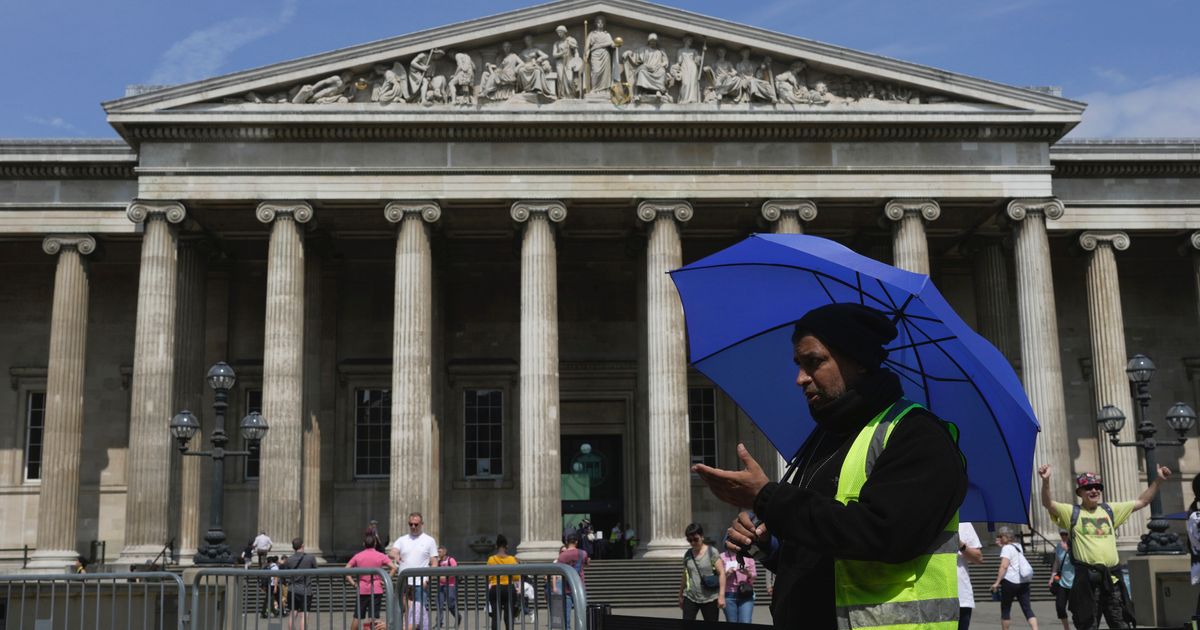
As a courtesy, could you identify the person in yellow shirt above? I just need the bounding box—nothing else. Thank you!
[486,534,520,630]
[1039,464,1171,630]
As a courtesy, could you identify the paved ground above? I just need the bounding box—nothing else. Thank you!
[616,600,1065,628]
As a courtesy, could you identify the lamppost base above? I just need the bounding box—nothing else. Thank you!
[1136,519,1186,555]
[194,544,235,565]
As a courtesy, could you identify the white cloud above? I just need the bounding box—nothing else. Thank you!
[149,0,298,85]
[1091,67,1130,86]
[25,115,80,134]
[1069,76,1200,138]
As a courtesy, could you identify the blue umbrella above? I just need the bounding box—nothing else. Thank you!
[669,233,1040,525]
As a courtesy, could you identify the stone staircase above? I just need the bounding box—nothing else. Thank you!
[967,546,1057,603]
[583,558,768,608]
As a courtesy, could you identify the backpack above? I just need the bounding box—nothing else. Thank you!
[1068,503,1116,563]
[1005,543,1034,582]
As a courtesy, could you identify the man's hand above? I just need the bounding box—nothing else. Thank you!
[725,511,769,555]
[1038,464,1051,480]
[1156,464,1172,483]
[693,444,770,509]
[718,595,726,610]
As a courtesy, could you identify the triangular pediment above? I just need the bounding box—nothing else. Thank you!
[104,0,1083,124]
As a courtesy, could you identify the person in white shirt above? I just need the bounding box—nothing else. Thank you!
[990,527,1038,630]
[957,522,984,630]
[392,512,439,605]
[253,530,273,568]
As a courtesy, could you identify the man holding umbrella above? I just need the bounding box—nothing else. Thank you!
[695,303,968,629]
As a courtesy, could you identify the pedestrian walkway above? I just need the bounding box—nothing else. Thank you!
[615,599,1061,628]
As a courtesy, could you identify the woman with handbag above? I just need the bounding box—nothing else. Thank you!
[678,523,726,621]
[720,541,757,623]
[990,527,1039,630]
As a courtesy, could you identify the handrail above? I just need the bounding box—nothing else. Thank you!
[191,566,399,628]
[0,571,187,630]
[397,562,589,630]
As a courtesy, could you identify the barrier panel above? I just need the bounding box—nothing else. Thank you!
[190,567,397,630]
[0,571,186,630]
[396,563,589,630]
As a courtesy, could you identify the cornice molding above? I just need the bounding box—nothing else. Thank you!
[511,200,567,223]
[1079,231,1130,252]
[884,198,940,222]
[256,201,314,224]
[1054,161,1200,178]
[0,164,136,179]
[42,234,97,256]
[761,199,818,223]
[637,200,693,223]
[1006,198,1064,222]
[127,200,186,224]
[384,201,441,224]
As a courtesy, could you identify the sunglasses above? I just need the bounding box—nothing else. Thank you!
[409,523,422,528]
[686,535,702,542]
[1081,485,1102,492]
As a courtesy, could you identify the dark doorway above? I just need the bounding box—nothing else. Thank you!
[561,434,625,557]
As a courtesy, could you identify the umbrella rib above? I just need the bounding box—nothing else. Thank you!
[673,262,897,312]
[883,358,970,383]
[886,336,958,352]
[895,314,933,406]
[813,271,837,303]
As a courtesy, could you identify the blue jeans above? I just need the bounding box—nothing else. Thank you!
[563,593,576,629]
[436,584,458,626]
[723,592,755,623]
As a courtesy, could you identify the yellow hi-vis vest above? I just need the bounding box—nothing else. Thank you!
[833,400,961,630]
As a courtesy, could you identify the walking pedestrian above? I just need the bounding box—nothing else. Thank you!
[958,522,984,630]
[435,546,462,628]
[486,534,520,630]
[392,512,439,607]
[720,543,757,623]
[678,523,725,621]
[347,533,395,630]
[253,529,273,567]
[556,533,589,628]
[989,527,1038,630]
[1050,530,1074,630]
[282,537,318,630]
[1187,473,1200,621]
[405,584,431,630]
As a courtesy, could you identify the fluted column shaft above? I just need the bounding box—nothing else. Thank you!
[511,201,566,560]
[28,236,96,569]
[639,201,693,558]
[173,243,208,563]
[1007,199,1069,545]
[257,202,312,547]
[885,199,940,275]
[1191,233,1200,328]
[121,202,186,564]
[1081,231,1141,547]
[385,203,441,541]
[301,249,324,559]
[969,239,1017,362]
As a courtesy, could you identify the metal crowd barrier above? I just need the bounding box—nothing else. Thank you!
[396,563,589,630]
[189,567,397,630]
[0,571,186,630]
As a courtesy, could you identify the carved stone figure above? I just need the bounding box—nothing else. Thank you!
[481,42,521,101]
[408,49,448,105]
[735,49,777,103]
[585,15,616,95]
[373,61,411,104]
[706,47,739,103]
[292,73,352,104]
[517,34,554,98]
[774,61,809,104]
[552,25,582,99]
[448,53,477,105]
[622,33,672,103]
[671,35,703,105]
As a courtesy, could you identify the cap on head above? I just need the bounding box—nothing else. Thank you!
[1076,472,1104,492]
[793,303,898,370]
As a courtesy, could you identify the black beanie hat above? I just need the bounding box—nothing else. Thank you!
[792,303,898,369]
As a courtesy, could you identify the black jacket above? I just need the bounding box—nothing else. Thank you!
[754,370,968,628]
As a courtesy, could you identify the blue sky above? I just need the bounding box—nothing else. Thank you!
[2,0,1198,139]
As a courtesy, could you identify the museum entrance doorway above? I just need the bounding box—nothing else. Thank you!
[561,434,626,558]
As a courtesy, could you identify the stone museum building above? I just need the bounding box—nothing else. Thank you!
[1,0,1198,568]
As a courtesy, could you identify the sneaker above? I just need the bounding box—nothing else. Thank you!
[526,613,535,622]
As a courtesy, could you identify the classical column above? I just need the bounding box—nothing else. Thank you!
[1006,198,1069,544]
[511,200,567,560]
[1191,232,1200,327]
[384,202,441,541]
[638,200,694,558]
[256,201,312,548]
[301,248,324,560]
[27,235,96,569]
[964,238,1017,362]
[120,201,187,565]
[173,242,209,564]
[761,199,817,235]
[1081,231,1142,548]
[885,199,941,275]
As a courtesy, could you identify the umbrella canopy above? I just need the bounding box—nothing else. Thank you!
[669,233,1040,525]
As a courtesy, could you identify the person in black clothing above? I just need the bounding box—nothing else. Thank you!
[694,303,968,628]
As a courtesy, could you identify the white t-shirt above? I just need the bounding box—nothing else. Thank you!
[1000,543,1028,584]
[253,533,273,552]
[956,523,982,608]
[392,532,438,584]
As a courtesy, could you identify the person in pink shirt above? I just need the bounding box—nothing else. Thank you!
[435,546,462,627]
[346,533,395,630]
[720,545,758,624]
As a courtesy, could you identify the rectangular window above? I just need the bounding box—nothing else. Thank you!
[245,389,262,480]
[464,389,503,478]
[25,391,46,481]
[354,388,391,478]
[688,387,718,469]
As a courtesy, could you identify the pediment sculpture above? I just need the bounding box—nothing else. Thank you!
[224,16,956,108]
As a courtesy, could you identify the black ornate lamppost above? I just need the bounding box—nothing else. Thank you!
[1097,354,1197,554]
[169,361,269,564]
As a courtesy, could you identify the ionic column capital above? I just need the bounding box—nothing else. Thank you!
[1079,231,1131,252]
[762,199,818,223]
[884,199,940,222]
[385,201,441,224]
[42,234,96,256]
[256,201,314,224]
[511,200,567,223]
[1189,231,1200,251]
[127,201,186,224]
[1006,198,1064,222]
[637,200,693,223]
